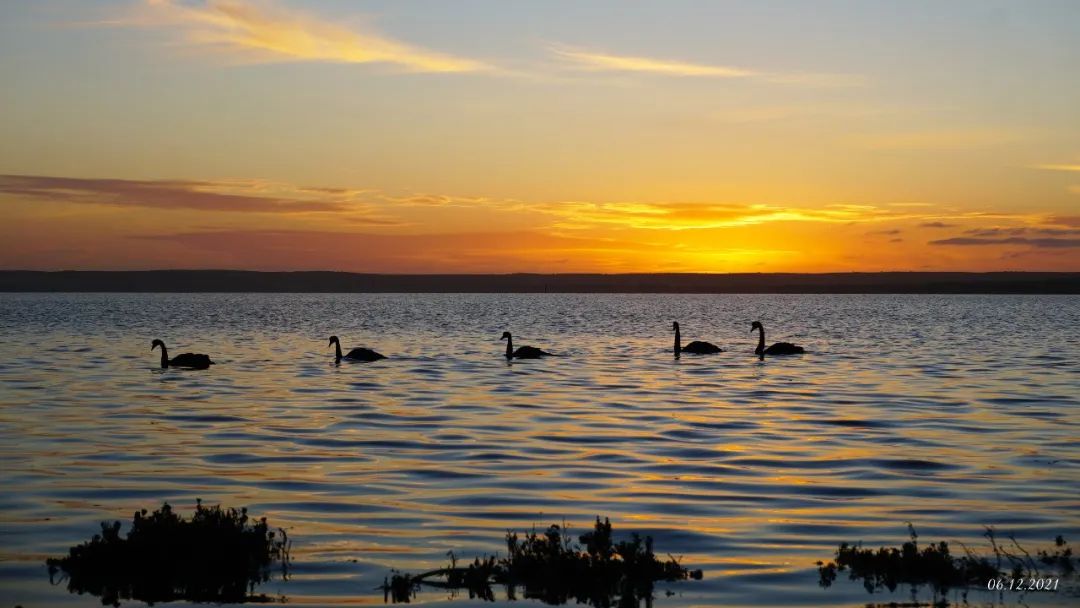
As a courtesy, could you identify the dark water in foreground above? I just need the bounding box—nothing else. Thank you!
[0,293,1077,607]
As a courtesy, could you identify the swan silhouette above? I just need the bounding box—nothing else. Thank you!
[672,322,722,357]
[329,335,386,363]
[501,331,553,359]
[151,339,214,369]
[751,321,804,356]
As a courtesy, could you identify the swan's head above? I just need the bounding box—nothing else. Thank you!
[751,321,763,332]
[672,321,679,331]
[151,339,164,351]
[500,331,511,340]
[328,335,339,347]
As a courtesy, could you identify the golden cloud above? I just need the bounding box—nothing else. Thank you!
[126,0,488,72]
[548,45,861,85]
[536,201,904,231]
[549,45,756,77]
[1032,163,1080,172]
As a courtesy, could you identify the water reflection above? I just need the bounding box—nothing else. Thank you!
[384,518,700,606]
[0,293,1077,607]
[45,502,289,606]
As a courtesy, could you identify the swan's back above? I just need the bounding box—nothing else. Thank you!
[170,353,214,369]
[344,347,386,362]
[764,342,804,355]
[512,346,551,359]
[682,340,722,354]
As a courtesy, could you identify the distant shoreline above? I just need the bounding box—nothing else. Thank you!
[1,270,1078,294]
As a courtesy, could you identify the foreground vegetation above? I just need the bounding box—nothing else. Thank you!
[48,505,1077,607]
[46,501,289,606]
[383,517,701,606]
[818,524,1075,594]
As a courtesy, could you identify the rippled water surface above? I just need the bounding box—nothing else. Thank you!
[1,293,1078,607]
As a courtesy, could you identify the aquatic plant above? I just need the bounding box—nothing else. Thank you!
[1038,536,1075,574]
[817,524,1076,594]
[383,517,701,606]
[46,500,289,606]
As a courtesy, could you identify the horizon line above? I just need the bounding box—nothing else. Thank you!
[3,269,1078,295]
[4,269,1079,276]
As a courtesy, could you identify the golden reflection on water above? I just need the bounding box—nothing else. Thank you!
[0,293,1077,607]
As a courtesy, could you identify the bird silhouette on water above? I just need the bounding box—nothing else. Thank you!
[672,322,722,357]
[328,335,386,363]
[751,321,805,356]
[501,331,554,359]
[151,339,214,369]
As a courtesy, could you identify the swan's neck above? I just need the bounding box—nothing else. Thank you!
[334,340,343,361]
[755,326,765,355]
[674,326,681,356]
[505,336,513,359]
[159,344,169,368]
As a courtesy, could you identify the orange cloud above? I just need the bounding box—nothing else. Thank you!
[3,172,1078,272]
[537,201,902,230]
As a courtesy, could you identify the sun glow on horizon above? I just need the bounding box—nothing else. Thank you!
[1,1,1078,272]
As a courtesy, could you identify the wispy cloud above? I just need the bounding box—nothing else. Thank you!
[926,224,1080,250]
[116,0,487,73]
[963,226,1080,238]
[9,173,1072,241]
[550,45,755,78]
[0,174,393,221]
[381,193,498,207]
[930,236,1080,248]
[6,171,1079,271]
[1031,163,1080,172]
[537,201,900,231]
[548,45,859,85]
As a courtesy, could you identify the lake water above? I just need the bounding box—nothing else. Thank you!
[0,293,1078,607]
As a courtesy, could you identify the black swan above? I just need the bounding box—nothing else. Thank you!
[151,339,214,369]
[329,335,386,363]
[751,321,804,356]
[501,331,553,359]
[672,322,722,357]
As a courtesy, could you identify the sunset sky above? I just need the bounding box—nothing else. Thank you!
[1,0,1078,272]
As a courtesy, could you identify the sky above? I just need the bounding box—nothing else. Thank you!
[1,0,1078,273]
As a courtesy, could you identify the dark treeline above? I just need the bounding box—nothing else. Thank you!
[2,270,1079,293]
